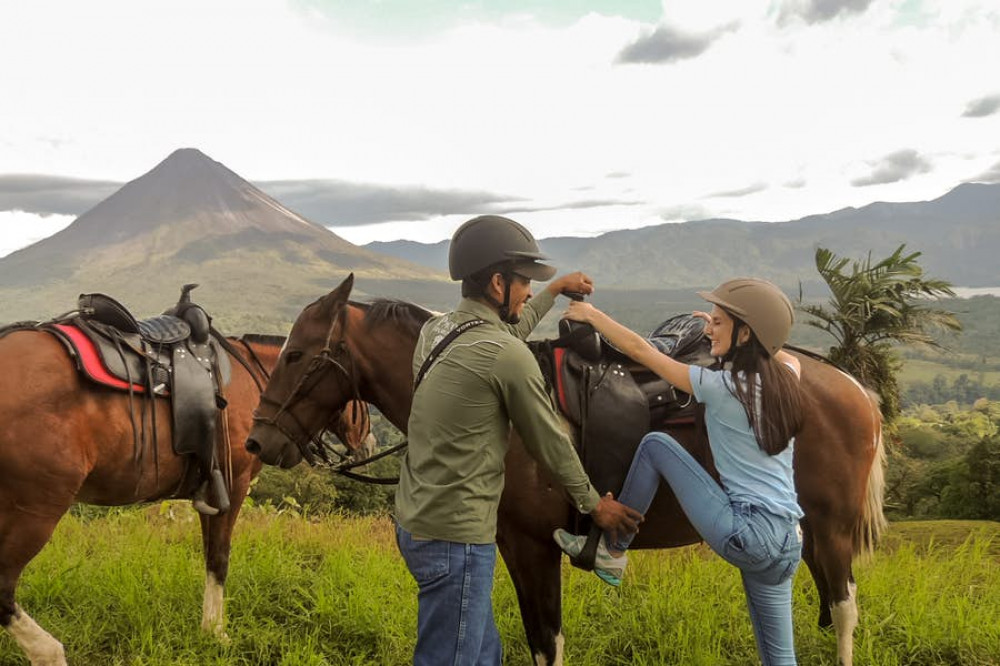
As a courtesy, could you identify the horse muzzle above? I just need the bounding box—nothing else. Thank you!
[245,424,303,469]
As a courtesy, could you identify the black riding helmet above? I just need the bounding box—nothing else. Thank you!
[449,215,556,324]
[448,215,556,282]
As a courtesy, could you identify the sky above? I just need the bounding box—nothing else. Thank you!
[1,0,999,257]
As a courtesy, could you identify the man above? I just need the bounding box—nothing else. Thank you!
[394,215,643,665]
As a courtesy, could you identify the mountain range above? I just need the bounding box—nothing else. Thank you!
[1,147,997,333]
[367,181,1000,292]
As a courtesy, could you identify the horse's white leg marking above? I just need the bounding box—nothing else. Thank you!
[7,605,66,666]
[201,571,230,643]
[533,633,564,666]
[831,580,858,666]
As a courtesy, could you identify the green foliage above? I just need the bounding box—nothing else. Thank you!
[937,436,1000,520]
[888,401,1000,519]
[798,244,961,423]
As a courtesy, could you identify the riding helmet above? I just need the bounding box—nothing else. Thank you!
[697,278,794,355]
[448,215,556,282]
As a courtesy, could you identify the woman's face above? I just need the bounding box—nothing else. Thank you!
[704,305,736,357]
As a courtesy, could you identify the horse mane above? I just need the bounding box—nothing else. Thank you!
[351,298,432,336]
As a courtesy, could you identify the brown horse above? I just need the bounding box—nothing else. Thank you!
[246,275,887,666]
[0,327,373,666]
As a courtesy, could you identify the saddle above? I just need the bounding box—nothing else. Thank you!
[44,285,233,515]
[531,313,719,560]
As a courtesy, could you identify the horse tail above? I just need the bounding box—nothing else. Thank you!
[854,388,888,558]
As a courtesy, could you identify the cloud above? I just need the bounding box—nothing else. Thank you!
[615,22,734,64]
[973,160,1000,183]
[777,0,875,25]
[704,182,769,198]
[256,180,514,226]
[850,149,933,187]
[962,94,1000,118]
[658,203,713,222]
[491,198,644,215]
[0,175,120,216]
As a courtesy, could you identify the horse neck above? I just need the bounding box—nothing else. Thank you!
[232,338,283,381]
[353,318,418,433]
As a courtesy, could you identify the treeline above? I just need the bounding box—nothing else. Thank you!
[904,373,1000,405]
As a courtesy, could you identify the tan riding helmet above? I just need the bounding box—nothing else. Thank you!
[697,278,794,356]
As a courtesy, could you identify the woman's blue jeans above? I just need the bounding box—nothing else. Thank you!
[395,524,502,666]
[611,431,803,666]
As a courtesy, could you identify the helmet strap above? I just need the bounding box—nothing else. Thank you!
[498,275,520,324]
[483,272,520,324]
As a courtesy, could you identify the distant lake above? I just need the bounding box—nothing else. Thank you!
[953,287,1000,298]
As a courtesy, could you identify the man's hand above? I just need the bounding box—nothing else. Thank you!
[589,492,643,545]
[547,271,594,299]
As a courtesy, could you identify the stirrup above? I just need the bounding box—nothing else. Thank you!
[192,479,220,516]
[192,470,231,516]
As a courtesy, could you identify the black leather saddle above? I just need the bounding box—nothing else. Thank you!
[67,285,233,514]
[532,313,716,506]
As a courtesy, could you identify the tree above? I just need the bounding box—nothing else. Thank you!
[799,244,961,423]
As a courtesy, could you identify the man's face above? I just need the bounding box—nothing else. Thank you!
[505,272,533,319]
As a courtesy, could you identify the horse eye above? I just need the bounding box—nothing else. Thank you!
[284,351,303,364]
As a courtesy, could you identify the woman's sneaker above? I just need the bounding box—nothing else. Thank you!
[552,528,628,587]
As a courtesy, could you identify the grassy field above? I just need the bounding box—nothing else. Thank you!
[3,509,999,665]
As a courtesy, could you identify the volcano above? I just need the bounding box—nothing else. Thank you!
[0,149,446,327]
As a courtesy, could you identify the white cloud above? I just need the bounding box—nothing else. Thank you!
[0,0,998,251]
[0,212,74,258]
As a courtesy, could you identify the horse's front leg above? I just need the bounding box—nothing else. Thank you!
[496,514,565,666]
[197,462,254,642]
[498,437,572,666]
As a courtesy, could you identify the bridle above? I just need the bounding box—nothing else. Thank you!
[251,302,407,483]
[252,303,358,466]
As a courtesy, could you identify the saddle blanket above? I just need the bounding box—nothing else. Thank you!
[53,323,153,393]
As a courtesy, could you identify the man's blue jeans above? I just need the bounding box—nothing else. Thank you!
[610,431,803,666]
[395,524,502,666]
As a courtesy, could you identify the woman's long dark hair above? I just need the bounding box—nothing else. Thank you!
[724,314,804,455]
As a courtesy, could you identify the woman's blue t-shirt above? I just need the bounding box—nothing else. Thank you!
[689,365,803,521]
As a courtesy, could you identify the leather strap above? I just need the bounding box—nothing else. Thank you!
[413,318,487,391]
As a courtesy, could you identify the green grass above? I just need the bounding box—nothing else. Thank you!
[3,510,1000,665]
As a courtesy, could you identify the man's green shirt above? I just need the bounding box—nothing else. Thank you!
[394,290,600,544]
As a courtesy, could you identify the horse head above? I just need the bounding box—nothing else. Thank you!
[246,274,360,468]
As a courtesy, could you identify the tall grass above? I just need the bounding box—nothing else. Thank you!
[3,510,999,665]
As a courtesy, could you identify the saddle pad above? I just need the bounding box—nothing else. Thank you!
[53,323,147,392]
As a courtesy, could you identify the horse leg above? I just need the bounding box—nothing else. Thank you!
[496,532,565,666]
[0,514,68,666]
[810,525,858,666]
[197,468,252,641]
[799,519,833,628]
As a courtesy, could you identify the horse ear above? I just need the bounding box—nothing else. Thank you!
[318,274,355,316]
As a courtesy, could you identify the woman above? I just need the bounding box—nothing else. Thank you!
[553,277,805,666]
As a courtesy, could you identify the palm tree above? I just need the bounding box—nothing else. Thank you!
[799,244,962,423]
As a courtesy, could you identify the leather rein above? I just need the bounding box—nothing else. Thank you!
[252,305,407,484]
